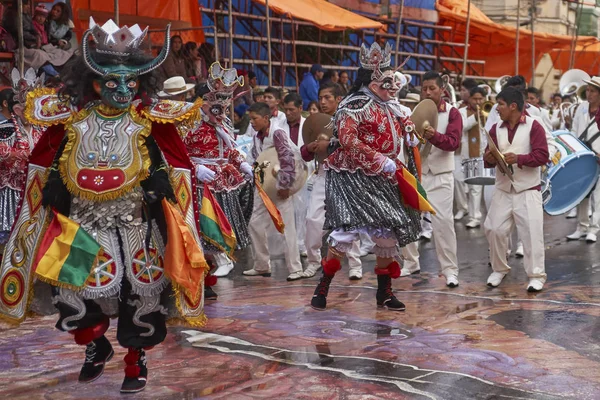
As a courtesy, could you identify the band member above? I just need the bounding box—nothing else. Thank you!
[526,87,553,132]
[0,20,208,393]
[245,87,288,135]
[400,71,462,287]
[300,83,364,280]
[458,86,487,229]
[308,42,421,311]
[457,78,478,109]
[483,87,548,292]
[567,76,600,243]
[244,102,304,281]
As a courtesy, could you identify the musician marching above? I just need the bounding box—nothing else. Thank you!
[566,76,600,243]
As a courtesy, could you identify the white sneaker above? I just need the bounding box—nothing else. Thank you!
[586,233,597,243]
[446,275,459,288]
[465,219,480,229]
[566,208,577,219]
[243,268,271,277]
[515,242,524,258]
[454,210,468,220]
[287,271,304,281]
[302,263,321,278]
[213,261,234,277]
[420,231,432,241]
[400,268,420,277]
[527,279,544,292]
[349,270,363,280]
[487,272,507,287]
[566,230,587,240]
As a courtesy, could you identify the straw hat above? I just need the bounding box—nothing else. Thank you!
[158,76,195,97]
[400,93,420,103]
[583,76,600,90]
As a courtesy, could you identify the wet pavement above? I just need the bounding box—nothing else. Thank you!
[1,213,600,399]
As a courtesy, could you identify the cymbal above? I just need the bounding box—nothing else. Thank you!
[302,113,333,145]
[410,99,438,137]
[484,130,514,181]
[256,147,308,201]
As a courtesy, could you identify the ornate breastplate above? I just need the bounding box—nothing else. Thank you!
[59,107,151,201]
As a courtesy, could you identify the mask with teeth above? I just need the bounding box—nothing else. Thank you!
[94,66,140,109]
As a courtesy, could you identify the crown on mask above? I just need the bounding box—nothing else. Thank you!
[207,62,244,96]
[11,67,44,106]
[88,17,148,57]
[359,42,392,71]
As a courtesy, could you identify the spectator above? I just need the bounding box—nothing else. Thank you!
[233,69,254,107]
[198,43,216,72]
[339,71,351,95]
[183,42,204,82]
[3,0,38,49]
[253,89,264,103]
[157,76,196,101]
[234,104,250,135]
[33,6,49,47]
[247,71,258,89]
[307,101,320,115]
[283,93,304,147]
[47,2,73,50]
[159,35,194,87]
[299,64,324,110]
[321,70,339,86]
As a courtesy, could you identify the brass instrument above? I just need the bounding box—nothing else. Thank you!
[467,105,483,158]
[494,75,511,94]
[559,69,590,97]
[441,74,457,107]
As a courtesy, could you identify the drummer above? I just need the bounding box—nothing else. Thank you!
[459,86,487,229]
[243,102,304,281]
[483,87,548,292]
[566,76,600,243]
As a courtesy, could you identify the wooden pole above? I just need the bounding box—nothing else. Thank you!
[280,19,284,87]
[531,0,536,87]
[515,0,520,75]
[394,0,405,67]
[266,0,272,86]
[114,0,119,25]
[292,21,299,92]
[17,0,24,75]
[461,0,472,81]
[228,0,234,68]
[570,0,582,70]
[213,4,220,63]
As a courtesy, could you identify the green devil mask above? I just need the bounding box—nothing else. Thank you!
[82,17,170,109]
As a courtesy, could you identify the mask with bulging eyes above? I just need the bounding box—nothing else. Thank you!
[370,70,398,102]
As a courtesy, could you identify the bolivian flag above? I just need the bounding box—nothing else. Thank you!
[200,185,237,256]
[395,168,436,215]
[34,211,101,289]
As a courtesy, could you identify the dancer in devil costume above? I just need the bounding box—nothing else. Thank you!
[309,42,422,311]
[0,19,208,393]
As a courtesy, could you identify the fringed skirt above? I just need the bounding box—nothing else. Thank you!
[324,170,421,247]
[0,187,21,244]
[199,181,254,253]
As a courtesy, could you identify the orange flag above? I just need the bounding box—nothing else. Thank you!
[254,176,285,234]
[161,199,209,304]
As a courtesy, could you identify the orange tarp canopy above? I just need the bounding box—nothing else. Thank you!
[437,0,600,79]
[70,0,204,44]
[253,0,383,31]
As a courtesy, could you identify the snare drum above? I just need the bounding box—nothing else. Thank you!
[543,131,600,215]
[461,157,496,185]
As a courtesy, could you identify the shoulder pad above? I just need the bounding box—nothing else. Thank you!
[141,99,202,123]
[338,93,373,112]
[25,88,74,126]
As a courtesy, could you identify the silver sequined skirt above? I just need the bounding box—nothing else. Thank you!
[324,170,421,247]
[198,181,254,253]
[0,187,21,243]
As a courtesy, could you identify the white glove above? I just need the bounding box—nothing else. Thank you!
[382,158,397,174]
[195,165,216,183]
[406,134,420,148]
[240,162,253,180]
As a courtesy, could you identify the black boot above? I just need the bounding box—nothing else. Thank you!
[376,274,406,311]
[311,273,334,310]
[120,348,148,393]
[78,335,114,383]
[205,286,218,301]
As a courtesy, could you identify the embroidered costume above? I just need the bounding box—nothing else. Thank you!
[310,42,422,311]
[0,19,208,394]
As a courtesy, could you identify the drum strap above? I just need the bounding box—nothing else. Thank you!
[577,119,597,142]
[583,131,600,153]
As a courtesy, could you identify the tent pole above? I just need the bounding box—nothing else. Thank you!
[213,3,220,63]
[569,0,582,70]
[228,0,234,68]
[114,0,119,25]
[17,0,24,75]
[530,0,536,87]
[266,0,272,86]
[461,0,471,81]
[515,0,520,75]
[292,21,299,93]
[394,0,404,67]
[280,18,284,87]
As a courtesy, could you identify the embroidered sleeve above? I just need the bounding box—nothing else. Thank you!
[142,99,202,124]
[25,87,73,127]
[228,148,245,168]
[337,113,386,174]
[273,129,296,190]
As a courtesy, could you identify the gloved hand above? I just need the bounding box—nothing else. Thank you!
[195,165,216,183]
[382,158,397,174]
[406,134,420,148]
[240,162,253,180]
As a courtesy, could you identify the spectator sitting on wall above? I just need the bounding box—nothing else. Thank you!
[3,0,39,49]
[300,64,324,110]
[184,41,205,83]
[234,69,254,107]
[321,70,339,86]
[159,35,194,88]
[248,71,258,89]
[32,5,49,47]
[339,71,351,95]
[47,2,74,50]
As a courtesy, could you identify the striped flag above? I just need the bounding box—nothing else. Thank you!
[200,185,237,256]
[395,168,436,215]
[34,211,101,289]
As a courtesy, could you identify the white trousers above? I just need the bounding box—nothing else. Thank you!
[422,171,459,277]
[249,188,302,274]
[577,184,600,234]
[484,188,546,282]
[304,167,361,269]
[454,156,468,213]
[468,185,483,222]
[293,186,309,252]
